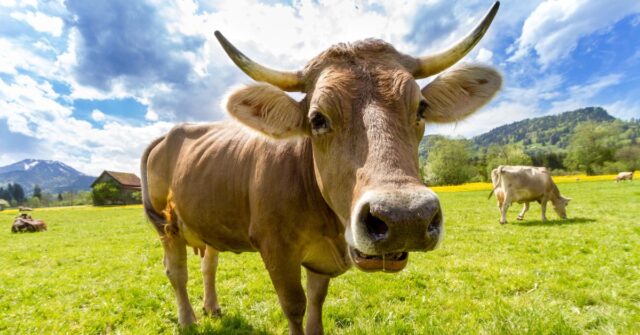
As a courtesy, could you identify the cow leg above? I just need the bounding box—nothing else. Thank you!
[201,245,222,316]
[162,237,197,326]
[517,202,530,220]
[260,251,306,335]
[305,269,330,335]
[499,199,510,224]
[540,199,548,222]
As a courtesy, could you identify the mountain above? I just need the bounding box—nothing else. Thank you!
[0,159,96,194]
[472,107,617,148]
[419,107,640,165]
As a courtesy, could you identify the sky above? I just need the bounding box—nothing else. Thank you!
[1,0,639,176]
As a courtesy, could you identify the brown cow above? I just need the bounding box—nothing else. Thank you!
[142,3,502,333]
[489,165,571,224]
[11,214,47,233]
[616,171,633,182]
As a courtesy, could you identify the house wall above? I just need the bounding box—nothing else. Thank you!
[92,174,141,205]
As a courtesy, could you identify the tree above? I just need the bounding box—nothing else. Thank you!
[615,145,640,171]
[485,144,532,176]
[0,187,10,202]
[58,193,64,201]
[8,183,25,204]
[91,181,121,206]
[565,122,618,175]
[33,185,42,200]
[424,138,474,185]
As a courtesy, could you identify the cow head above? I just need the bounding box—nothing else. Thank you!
[552,196,571,219]
[217,2,501,272]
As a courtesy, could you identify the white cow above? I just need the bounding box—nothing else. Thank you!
[489,165,571,224]
[615,172,633,182]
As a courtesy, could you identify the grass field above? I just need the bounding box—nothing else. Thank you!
[1,180,639,334]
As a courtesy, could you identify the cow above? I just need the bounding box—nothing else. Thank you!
[489,165,571,224]
[141,2,502,333]
[11,214,47,233]
[616,172,633,182]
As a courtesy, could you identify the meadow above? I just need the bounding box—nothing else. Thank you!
[0,180,638,334]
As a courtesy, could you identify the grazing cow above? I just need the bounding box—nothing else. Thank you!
[489,165,571,224]
[142,3,502,333]
[616,172,633,182]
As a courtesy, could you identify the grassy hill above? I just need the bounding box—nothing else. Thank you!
[472,107,618,149]
[419,107,640,162]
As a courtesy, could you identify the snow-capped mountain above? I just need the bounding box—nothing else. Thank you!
[0,159,96,194]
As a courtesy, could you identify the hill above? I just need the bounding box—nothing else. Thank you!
[420,107,639,159]
[0,159,95,194]
[472,107,617,148]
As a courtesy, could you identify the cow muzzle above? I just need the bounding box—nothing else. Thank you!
[346,188,443,273]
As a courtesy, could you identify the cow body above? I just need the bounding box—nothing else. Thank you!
[142,3,502,333]
[490,165,570,224]
[11,214,47,233]
[145,121,348,274]
[616,172,633,182]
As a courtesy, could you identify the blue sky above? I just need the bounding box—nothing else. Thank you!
[1,0,639,175]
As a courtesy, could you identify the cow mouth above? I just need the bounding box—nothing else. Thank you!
[348,247,408,273]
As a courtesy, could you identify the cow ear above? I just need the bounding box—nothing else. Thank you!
[420,64,501,123]
[226,83,307,139]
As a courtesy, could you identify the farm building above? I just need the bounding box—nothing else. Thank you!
[90,171,142,205]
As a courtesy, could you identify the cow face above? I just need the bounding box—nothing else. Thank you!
[218,2,501,272]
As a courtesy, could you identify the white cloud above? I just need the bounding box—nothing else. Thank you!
[10,11,64,37]
[510,0,640,67]
[145,109,159,121]
[475,48,493,64]
[550,73,623,112]
[0,38,54,75]
[0,75,173,175]
[602,99,640,120]
[91,109,105,122]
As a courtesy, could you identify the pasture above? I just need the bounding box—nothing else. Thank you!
[0,180,638,334]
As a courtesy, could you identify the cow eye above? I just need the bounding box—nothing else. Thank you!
[309,112,331,135]
[417,100,428,120]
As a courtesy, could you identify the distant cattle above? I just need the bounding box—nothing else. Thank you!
[615,172,633,182]
[142,2,501,332]
[489,165,571,224]
[11,214,47,233]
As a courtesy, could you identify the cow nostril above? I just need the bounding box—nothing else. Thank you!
[428,209,442,234]
[364,211,389,241]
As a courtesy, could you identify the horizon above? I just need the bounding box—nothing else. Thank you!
[1,0,639,175]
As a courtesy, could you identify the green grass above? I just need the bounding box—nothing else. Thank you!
[1,181,639,334]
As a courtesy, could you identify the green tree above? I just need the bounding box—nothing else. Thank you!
[565,122,618,175]
[485,143,532,176]
[57,193,64,201]
[33,185,42,200]
[424,138,474,185]
[8,183,25,204]
[92,181,121,206]
[0,187,10,202]
[614,145,640,171]
[28,196,41,208]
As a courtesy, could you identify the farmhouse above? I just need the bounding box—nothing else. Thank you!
[91,171,142,205]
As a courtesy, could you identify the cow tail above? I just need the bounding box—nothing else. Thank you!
[141,136,173,237]
[488,167,503,199]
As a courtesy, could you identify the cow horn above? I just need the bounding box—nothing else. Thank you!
[413,1,500,79]
[214,31,304,92]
